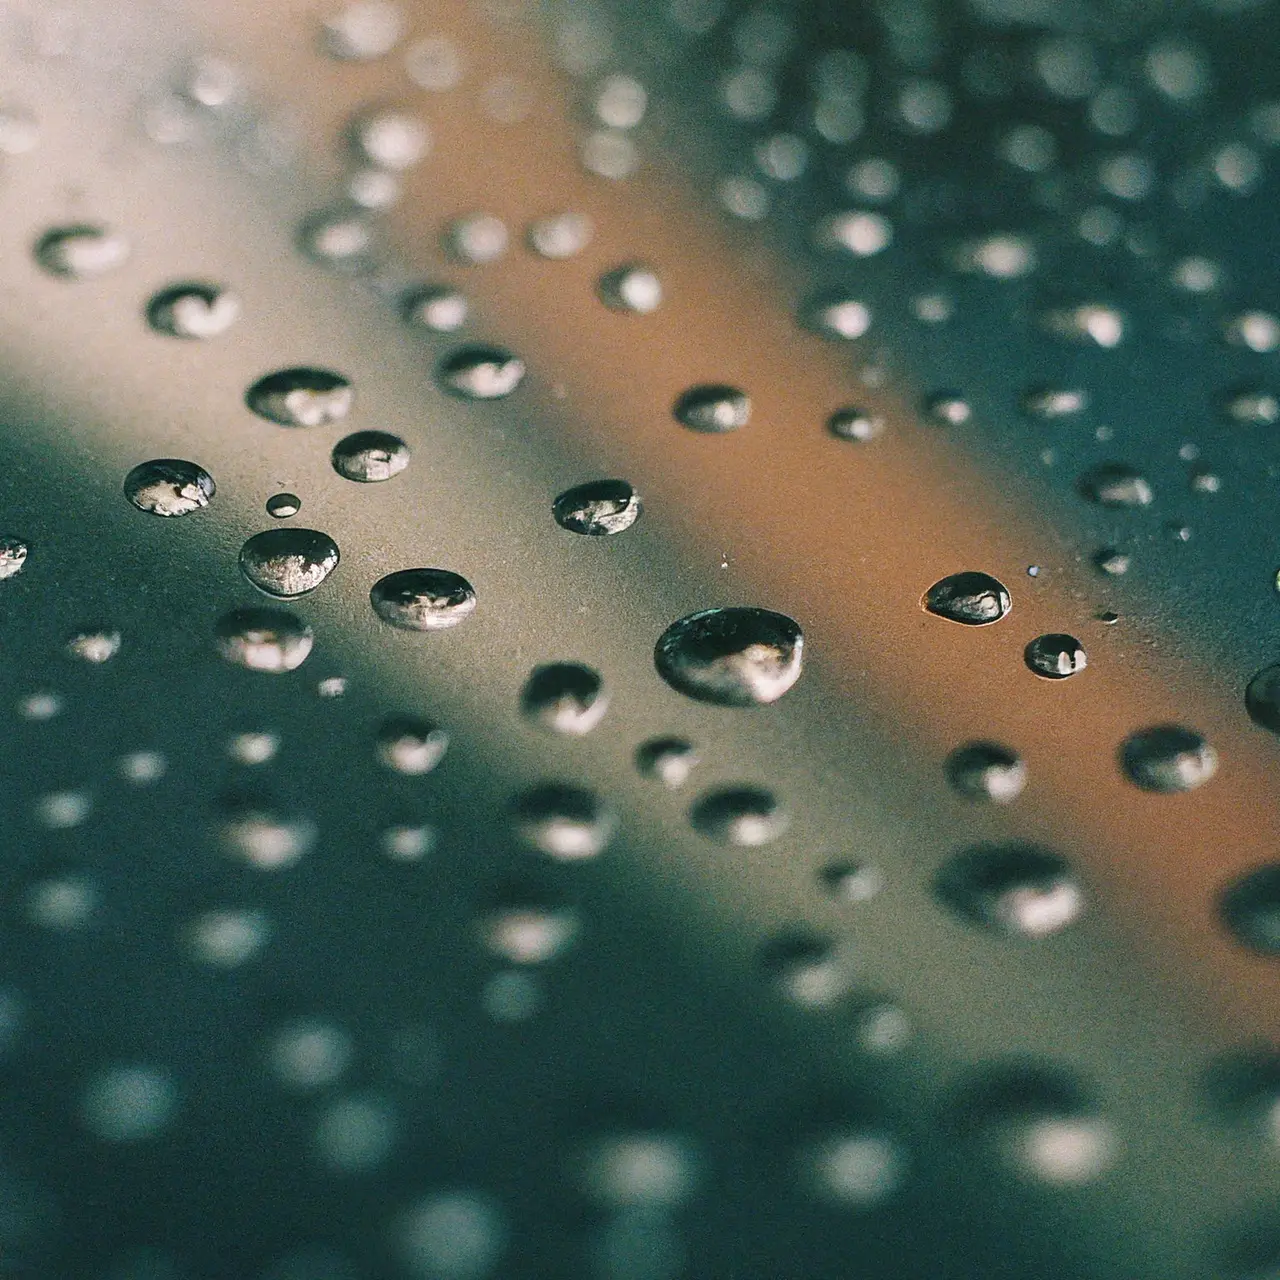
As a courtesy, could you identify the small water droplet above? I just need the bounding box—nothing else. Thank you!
[238,528,339,598]
[924,392,972,426]
[1220,866,1280,955]
[827,408,884,442]
[376,716,449,775]
[635,737,699,788]
[512,783,614,860]
[946,742,1027,802]
[219,796,316,869]
[34,224,130,278]
[820,861,883,902]
[65,628,121,664]
[146,282,240,338]
[1094,548,1130,576]
[690,785,787,846]
[521,662,608,735]
[936,844,1083,937]
[0,537,29,579]
[267,493,301,519]
[436,345,525,400]
[1078,463,1154,508]
[349,106,430,169]
[246,368,353,427]
[801,293,873,339]
[1025,634,1087,679]
[1119,724,1217,792]
[370,568,477,630]
[526,212,593,259]
[597,264,662,314]
[331,431,409,483]
[654,607,803,706]
[922,572,1011,626]
[215,607,313,673]
[552,480,641,535]
[673,384,750,432]
[123,459,215,516]
[402,283,468,332]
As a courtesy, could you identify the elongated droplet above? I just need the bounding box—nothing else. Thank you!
[370,569,476,630]
[123,459,215,516]
[239,529,340,597]
[923,572,1011,625]
[246,368,353,427]
[655,607,802,706]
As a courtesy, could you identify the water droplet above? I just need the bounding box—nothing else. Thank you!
[526,212,593,259]
[1120,725,1217,792]
[349,107,430,169]
[376,716,449,775]
[690,785,787,846]
[598,264,662,314]
[1222,388,1280,426]
[946,742,1027,802]
[827,408,884,442]
[0,537,29,579]
[673,384,750,433]
[1022,387,1087,419]
[820,861,883,903]
[552,480,641,535]
[370,568,477,630]
[446,213,509,264]
[219,797,316,869]
[922,572,1011,626]
[924,393,972,426]
[331,431,409,483]
[1094,548,1130,576]
[654,607,803,706]
[145,282,240,338]
[635,737,699,788]
[936,844,1084,937]
[267,493,301,519]
[521,663,608,735]
[1220,866,1280,955]
[239,529,340,598]
[297,208,378,272]
[1078,464,1154,508]
[215,607,313,673]
[34,224,130,278]
[801,293,873,339]
[322,1,405,59]
[478,893,580,964]
[402,283,468,332]
[246,368,353,427]
[123,459,215,516]
[436,345,525,400]
[65,628,121,664]
[1025,633,1087,679]
[512,783,614,860]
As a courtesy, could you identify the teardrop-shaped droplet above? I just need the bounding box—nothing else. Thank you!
[654,607,803,706]
[246,368,353,427]
[215,607,313,673]
[936,844,1083,937]
[436,345,525,400]
[945,742,1027,802]
[34,224,130,278]
[239,529,340,597]
[1025,633,1087,679]
[0,537,28,579]
[402,283,468,332]
[376,716,449,774]
[673,384,750,432]
[690,785,787,846]
[331,431,410,482]
[146,282,240,338]
[1078,463,1154,508]
[923,572,1011,626]
[552,480,642,535]
[520,662,608,735]
[1220,866,1280,955]
[370,568,476,630]
[123,459,215,516]
[512,783,614,860]
[1119,724,1217,792]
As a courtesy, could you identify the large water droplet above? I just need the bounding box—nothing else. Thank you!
[402,283,468,332]
[654,607,803,706]
[0,537,29,579]
[673,384,750,432]
[1025,633,1087,679]
[552,480,642,535]
[436,345,525,400]
[123,459,215,516]
[376,716,449,774]
[215,607,313,672]
[690,785,787,845]
[331,431,409,482]
[370,569,477,630]
[146,282,240,338]
[521,662,608,734]
[512,783,614,860]
[946,742,1027,802]
[597,264,662,313]
[34,224,130,278]
[1078,463,1154,507]
[246,368,353,427]
[923,572,1011,626]
[635,737,699,788]
[1220,866,1280,955]
[1119,725,1217,792]
[936,844,1084,937]
[239,529,340,597]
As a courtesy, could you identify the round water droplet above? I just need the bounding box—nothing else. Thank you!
[478,893,580,964]
[936,844,1084,937]
[552,480,642,535]
[690,785,787,846]
[635,737,699,788]
[376,716,448,775]
[235,529,337,602]
[146,282,240,338]
[34,224,130,278]
[1025,633,1087,679]
[402,283,468,332]
[0,537,29,579]
[1078,463,1154,507]
[512,783,614,860]
[946,742,1027,802]
[828,408,884,442]
[521,662,608,735]
[246,368,353,427]
[820,861,883,903]
[349,106,430,170]
[65,628,121,663]
[654,607,803,706]
[673,384,750,432]
[215,607,313,673]
[1119,724,1217,792]
[436,345,525,400]
[922,572,1011,626]
[1220,866,1280,955]
[597,263,662,314]
[331,431,409,482]
[267,493,301,519]
[219,797,316,869]
[123,459,215,516]
[370,568,476,630]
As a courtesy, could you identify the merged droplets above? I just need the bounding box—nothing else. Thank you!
[673,384,750,433]
[512,783,614,860]
[124,459,215,516]
[239,529,340,598]
[654,607,803,706]
[376,716,449,775]
[936,844,1084,938]
[690,785,787,846]
[521,663,608,735]
[1119,725,1217,793]
[922,572,1011,626]
[1078,463,1154,508]
[597,263,662,314]
[331,431,409,482]
[215,607,313,673]
[552,480,642,535]
[34,224,131,278]
[1025,634,1087,679]
[246,368,353,427]
[436,345,525,400]
[146,282,240,338]
[0,537,29,579]
[945,742,1027,803]
[1220,866,1280,956]
[370,569,476,630]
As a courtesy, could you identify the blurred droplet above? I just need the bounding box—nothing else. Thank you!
[246,368,353,427]
[553,480,642,535]
[332,431,409,483]
[1120,725,1217,792]
[936,845,1084,938]
[521,662,608,735]
[654,607,803,705]
[370,569,477,630]
[215,608,314,673]
[690,785,787,846]
[124,460,215,516]
[923,572,1011,626]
